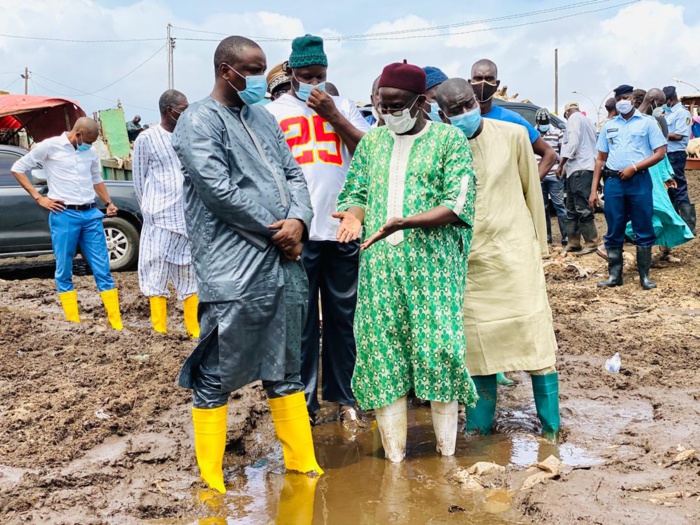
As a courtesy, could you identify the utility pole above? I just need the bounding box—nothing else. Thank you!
[554,48,559,115]
[167,23,175,89]
[21,67,30,94]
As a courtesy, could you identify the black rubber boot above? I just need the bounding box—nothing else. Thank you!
[597,247,623,287]
[636,246,657,290]
[678,203,696,236]
[579,221,599,255]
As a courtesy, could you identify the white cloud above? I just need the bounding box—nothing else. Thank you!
[0,0,698,124]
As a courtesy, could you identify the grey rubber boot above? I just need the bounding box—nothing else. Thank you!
[678,203,696,236]
[557,216,568,246]
[597,247,623,287]
[578,221,599,255]
[564,220,581,252]
[636,246,657,290]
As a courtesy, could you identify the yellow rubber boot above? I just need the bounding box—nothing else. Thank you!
[58,290,81,323]
[275,474,319,524]
[268,392,324,475]
[99,288,123,331]
[149,296,168,333]
[192,405,228,494]
[183,293,200,339]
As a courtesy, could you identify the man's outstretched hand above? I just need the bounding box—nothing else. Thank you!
[333,211,362,243]
[360,217,404,251]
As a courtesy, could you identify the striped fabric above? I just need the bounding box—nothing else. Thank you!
[133,125,197,299]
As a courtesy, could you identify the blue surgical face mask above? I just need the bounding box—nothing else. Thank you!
[428,102,442,122]
[449,106,482,138]
[539,124,551,133]
[661,104,672,114]
[223,63,267,105]
[293,74,326,102]
[76,133,91,152]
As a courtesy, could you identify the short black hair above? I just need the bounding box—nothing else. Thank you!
[213,36,260,70]
[604,98,616,112]
[158,89,186,115]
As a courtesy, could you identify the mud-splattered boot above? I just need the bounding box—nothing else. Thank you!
[431,400,458,456]
[579,221,599,255]
[149,296,167,333]
[597,247,623,287]
[532,373,560,441]
[58,290,81,323]
[269,392,324,474]
[465,375,497,435]
[100,288,123,330]
[192,404,227,493]
[374,396,408,463]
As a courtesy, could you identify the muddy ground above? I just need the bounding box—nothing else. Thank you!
[1,174,699,524]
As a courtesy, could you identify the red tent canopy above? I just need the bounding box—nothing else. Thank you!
[0,94,86,142]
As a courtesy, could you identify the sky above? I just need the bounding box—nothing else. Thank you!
[1,0,699,124]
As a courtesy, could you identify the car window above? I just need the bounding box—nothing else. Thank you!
[0,152,21,186]
[516,107,538,127]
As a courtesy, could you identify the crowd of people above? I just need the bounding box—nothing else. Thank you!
[8,32,696,495]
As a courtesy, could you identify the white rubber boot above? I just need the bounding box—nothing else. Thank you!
[430,400,458,456]
[374,397,408,463]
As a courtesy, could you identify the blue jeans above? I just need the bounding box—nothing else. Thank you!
[541,175,567,243]
[49,208,115,293]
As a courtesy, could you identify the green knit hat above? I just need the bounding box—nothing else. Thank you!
[288,34,328,68]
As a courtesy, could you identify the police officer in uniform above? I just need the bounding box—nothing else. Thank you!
[662,85,696,235]
[589,85,667,290]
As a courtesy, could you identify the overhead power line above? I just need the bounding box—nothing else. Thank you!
[172,0,631,43]
[2,77,21,91]
[0,33,163,43]
[354,0,641,41]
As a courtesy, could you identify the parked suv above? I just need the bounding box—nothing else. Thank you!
[494,99,566,130]
[0,144,142,271]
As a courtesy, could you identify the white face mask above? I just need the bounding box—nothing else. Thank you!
[383,97,418,134]
[616,99,634,115]
[371,106,382,122]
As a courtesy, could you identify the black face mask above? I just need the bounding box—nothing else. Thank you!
[470,80,498,103]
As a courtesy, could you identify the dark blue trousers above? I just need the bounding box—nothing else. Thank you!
[603,170,655,248]
[301,240,359,414]
[667,151,691,206]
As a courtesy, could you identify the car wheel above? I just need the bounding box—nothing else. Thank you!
[103,217,139,271]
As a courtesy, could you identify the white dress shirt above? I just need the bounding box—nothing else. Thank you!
[11,132,102,205]
[560,111,597,175]
[132,124,188,236]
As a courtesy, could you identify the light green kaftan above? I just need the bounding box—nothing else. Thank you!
[337,122,478,410]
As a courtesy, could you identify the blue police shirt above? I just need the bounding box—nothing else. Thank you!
[664,102,692,153]
[596,110,667,170]
[483,105,540,144]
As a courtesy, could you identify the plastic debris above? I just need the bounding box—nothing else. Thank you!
[467,462,506,477]
[521,455,561,491]
[604,352,621,373]
[95,409,111,420]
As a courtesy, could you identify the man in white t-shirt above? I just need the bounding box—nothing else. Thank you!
[266,34,370,426]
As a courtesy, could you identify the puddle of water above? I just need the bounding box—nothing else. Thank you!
[162,405,600,524]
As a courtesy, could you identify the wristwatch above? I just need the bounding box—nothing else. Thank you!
[105,201,113,207]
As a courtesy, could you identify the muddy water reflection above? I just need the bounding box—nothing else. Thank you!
[184,406,598,524]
